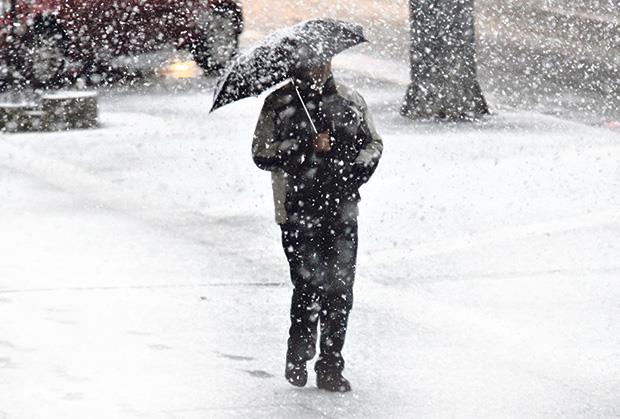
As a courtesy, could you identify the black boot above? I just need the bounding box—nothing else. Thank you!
[316,371,351,392]
[285,359,308,387]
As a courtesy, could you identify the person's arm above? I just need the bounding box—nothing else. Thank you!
[252,102,308,173]
[334,96,383,194]
[352,96,383,185]
[332,98,383,197]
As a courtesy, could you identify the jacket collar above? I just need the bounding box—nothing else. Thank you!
[322,76,337,97]
[293,75,337,98]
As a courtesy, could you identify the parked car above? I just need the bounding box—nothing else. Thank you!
[0,0,243,88]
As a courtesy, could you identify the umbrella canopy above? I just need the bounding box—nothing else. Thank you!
[210,19,367,113]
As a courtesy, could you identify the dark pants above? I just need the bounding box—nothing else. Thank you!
[280,210,358,374]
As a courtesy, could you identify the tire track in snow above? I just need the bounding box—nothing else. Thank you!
[370,209,620,264]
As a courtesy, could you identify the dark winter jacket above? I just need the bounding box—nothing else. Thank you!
[252,76,383,224]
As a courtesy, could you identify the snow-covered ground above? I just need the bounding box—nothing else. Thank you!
[1,66,619,418]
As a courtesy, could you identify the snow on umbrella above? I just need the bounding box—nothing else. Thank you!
[210,19,367,115]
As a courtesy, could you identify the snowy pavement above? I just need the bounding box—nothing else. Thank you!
[1,69,619,417]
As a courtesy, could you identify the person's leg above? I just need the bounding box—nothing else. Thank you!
[315,215,358,390]
[281,222,322,386]
[287,285,320,363]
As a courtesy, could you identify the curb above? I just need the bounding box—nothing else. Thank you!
[0,91,98,133]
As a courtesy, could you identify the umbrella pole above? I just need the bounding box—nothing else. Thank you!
[294,84,318,135]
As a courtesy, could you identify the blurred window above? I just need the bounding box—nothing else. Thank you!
[2,0,14,15]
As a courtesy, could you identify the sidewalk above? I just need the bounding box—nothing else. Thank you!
[1,67,619,417]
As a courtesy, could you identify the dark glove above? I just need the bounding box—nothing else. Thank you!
[331,161,368,199]
[278,138,311,174]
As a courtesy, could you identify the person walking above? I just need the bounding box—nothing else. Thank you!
[252,58,383,392]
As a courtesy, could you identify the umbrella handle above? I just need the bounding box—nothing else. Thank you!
[294,85,319,135]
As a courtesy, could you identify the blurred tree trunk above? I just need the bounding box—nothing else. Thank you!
[8,0,19,49]
[7,0,18,72]
[402,0,489,120]
[9,0,17,27]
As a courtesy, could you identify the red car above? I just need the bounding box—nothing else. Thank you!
[0,0,243,88]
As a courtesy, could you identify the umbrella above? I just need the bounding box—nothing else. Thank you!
[210,19,367,132]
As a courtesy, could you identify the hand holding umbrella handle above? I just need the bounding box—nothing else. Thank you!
[313,131,332,154]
